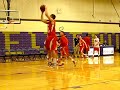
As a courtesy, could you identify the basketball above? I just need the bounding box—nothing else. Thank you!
[40,5,45,12]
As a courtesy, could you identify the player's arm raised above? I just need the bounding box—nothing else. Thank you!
[45,7,54,24]
[41,12,48,24]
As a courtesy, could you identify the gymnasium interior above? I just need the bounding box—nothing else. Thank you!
[0,0,120,90]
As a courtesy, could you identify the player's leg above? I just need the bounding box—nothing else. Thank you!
[80,46,84,58]
[47,50,53,66]
[51,50,57,66]
[65,47,76,66]
[85,45,89,58]
[74,45,79,58]
[93,47,98,57]
[68,55,76,66]
[76,45,80,57]
[93,48,95,57]
[93,47,100,57]
[45,37,53,66]
[57,47,66,66]
[87,45,90,56]
[98,48,100,56]
[74,46,77,58]
[49,37,58,67]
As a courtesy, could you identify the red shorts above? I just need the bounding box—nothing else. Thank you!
[60,46,69,56]
[44,36,57,51]
[94,47,99,51]
[80,46,84,53]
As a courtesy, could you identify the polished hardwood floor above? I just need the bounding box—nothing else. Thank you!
[0,53,120,90]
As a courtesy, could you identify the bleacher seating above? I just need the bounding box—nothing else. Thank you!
[0,32,120,62]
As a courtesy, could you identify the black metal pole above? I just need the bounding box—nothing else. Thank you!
[6,0,11,21]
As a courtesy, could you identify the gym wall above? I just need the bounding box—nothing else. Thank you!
[0,0,120,52]
[0,0,120,32]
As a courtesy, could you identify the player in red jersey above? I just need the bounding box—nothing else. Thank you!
[79,36,88,58]
[58,31,76,66]
[83,33,90,57]
[41,6,57,67]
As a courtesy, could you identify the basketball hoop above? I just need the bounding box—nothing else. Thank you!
[0,10,21,24]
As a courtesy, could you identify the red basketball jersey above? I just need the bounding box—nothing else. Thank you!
[60,35,68,47]
[79,39,87,48]
[47,20,56,36]
[83,36,90,46]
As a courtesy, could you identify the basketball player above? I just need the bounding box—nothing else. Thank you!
[74,34,80,58]
[79,36,87,58]
[83,33,90,57]
[93,35,100,57]
[58,31,76,66]
[41,6,57,66]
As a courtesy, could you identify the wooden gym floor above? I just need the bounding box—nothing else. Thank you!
[0,53,120,90]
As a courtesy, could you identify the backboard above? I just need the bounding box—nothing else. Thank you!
[0,10,21,24]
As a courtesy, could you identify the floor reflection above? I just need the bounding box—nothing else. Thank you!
[103,56,114,64]
[0,53,120,90]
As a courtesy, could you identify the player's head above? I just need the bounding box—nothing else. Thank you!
[86,33,88,36]
[76,34,79,38]
[95,35,97,38]
[50,14,56,19]
[79,36,82,39]
[60,31,65,36]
